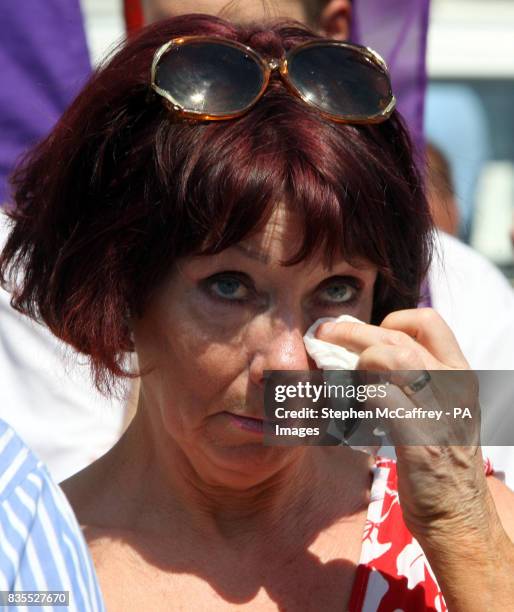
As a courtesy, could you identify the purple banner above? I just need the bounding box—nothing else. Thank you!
[0,0,91,205]
[352,0,431,157]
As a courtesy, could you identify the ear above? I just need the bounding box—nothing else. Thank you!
[318,0,352,41]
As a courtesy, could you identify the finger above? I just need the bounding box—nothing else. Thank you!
[354,344,434,446]
[357,346,480,447]
[316,319,444,370]
[357,342,437,373]
[316,320,418,355]
[356,342,442,406]
[380,308,469,368]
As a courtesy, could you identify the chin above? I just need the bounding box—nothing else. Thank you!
[200,441,299,489]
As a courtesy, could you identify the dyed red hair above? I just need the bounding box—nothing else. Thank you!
[0,15,432,392]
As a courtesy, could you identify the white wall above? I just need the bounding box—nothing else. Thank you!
[428,0,514,78]
[81,0,125,66]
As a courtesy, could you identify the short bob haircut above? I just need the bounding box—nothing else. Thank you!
[0,14,432,393]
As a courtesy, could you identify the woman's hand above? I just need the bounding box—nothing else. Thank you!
[316,308,514,611]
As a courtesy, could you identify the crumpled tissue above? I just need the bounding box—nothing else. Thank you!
[303,314,363,370]
[303,314,381,455]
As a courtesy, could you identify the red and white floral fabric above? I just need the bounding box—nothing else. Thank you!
[348,456,494,611]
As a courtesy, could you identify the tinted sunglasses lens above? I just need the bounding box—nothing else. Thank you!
[154,41,265,116]
[287,44,393,120]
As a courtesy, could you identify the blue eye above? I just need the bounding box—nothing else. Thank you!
[321,282,357,303]
[209,276,249,301]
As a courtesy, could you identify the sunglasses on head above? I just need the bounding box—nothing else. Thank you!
[150,35,396,124]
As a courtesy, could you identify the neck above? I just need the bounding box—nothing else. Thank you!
[92,398,373,546]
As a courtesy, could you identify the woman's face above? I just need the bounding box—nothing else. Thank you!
[133,204,377,488]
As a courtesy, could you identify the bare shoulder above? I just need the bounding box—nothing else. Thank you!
[80,524,144,583]
[487,476,514,542]
[81,525,150,612]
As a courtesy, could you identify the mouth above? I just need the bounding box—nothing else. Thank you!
[223,412,278,434]
[223,411,294,435]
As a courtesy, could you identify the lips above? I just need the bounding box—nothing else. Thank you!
[223,411,284,434]
[223,411,298,435]
[225,412,265,433]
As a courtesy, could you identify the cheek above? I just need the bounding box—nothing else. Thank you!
[167,296,249,384]
[134,295,250,423]
[358,292,375,323]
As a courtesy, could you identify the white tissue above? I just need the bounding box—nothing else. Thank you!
[303,314,381,456]
[303,314,364,370]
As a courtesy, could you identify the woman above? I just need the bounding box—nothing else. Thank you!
[1,14,513,611]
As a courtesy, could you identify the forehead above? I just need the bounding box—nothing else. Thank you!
[243,204,300,262]
[160,0,308,23]
[232,204,374,273]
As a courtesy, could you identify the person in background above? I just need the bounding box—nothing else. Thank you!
[0,417,105,611]
[139,0,308,24]
[137,0,351,41]
[424,84,491,243]
[305,0,352,40]
[129,0,426,151]
[425,142,460,236]
[0,0,130,482]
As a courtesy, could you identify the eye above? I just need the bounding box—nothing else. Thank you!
[205,274,251,302]
[317,278,360,305]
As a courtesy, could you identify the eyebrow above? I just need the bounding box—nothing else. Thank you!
[233,244,270,265]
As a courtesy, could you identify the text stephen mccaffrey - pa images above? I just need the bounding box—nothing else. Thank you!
[268,381,473,439]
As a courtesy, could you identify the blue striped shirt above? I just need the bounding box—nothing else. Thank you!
[0,418,105,611]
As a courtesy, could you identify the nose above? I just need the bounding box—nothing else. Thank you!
[248,319,317,387]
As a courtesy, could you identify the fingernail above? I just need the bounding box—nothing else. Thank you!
[317,322,336,337]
